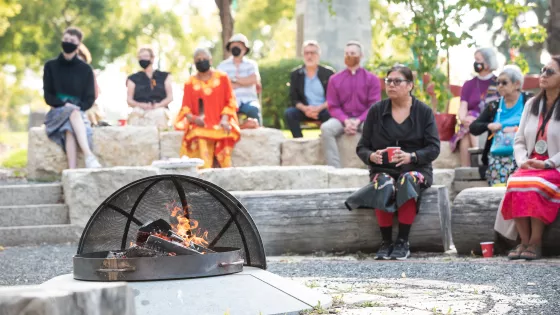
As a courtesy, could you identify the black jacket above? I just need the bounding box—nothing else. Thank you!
[43,54,96,111]
[469,92,533,166]
[356,97,441,186]
[289,64,335,107]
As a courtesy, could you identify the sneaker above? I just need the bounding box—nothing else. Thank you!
[374,241,393,260]
[390,238,410,260]
[85,155,102,168]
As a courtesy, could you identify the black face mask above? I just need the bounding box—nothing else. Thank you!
[231,47,242,57]
[474,62,485,73]
[139,60,151,69]
[61,41,78,54]
[195,59,211,73]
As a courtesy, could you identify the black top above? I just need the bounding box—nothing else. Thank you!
[289,64,335,107]
[470,92,533,166]
[43,54,95,111]
[356,97,441,186]
[127,70,169,104]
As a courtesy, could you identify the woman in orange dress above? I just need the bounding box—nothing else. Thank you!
[175,48,241,168]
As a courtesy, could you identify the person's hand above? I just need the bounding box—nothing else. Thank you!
[232,82,241,89]
[188,115,205,127]
[503,126,517,133]
[344,119,358,135]
[393,149,412,167]
[220,118,231,132]
[369,149,386,165]
[139,102,153,110]
[526,159,545,170]
[462,115,476,127]
[487,122,502,132]
[306,106,320,120]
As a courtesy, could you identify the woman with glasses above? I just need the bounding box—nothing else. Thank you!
[345,65,440,260]
[499,56,560,260]
[470,65,533,186]
[450,48,500,166]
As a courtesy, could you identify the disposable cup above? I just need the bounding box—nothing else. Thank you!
[387,147,401,163]
[118,119,127,126]
[480,242,494,258]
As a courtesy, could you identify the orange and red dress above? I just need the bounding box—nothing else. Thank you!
[175,70,240,168]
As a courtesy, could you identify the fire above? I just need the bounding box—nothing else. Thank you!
[166,202,209,247]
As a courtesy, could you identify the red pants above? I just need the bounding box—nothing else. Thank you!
[375,199,417,227]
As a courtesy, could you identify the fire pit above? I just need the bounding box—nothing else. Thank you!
[74,175,266,281]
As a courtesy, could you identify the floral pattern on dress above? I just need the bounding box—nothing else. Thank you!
[486,154,517,186]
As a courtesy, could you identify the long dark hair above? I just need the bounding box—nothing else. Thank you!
[386,65,414,95]
[530,55,560,120]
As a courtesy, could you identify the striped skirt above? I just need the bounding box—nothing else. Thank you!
[500,166,560,225]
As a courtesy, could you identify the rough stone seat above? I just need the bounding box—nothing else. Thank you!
[452,187,560,255]
[233,185,452,255]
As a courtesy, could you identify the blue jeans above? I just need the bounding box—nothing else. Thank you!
[238,101,261,124]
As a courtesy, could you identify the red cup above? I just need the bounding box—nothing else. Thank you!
[480,242,494,258]
[118,119,127,126]
[387,147,401,163]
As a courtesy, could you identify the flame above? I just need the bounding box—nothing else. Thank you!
[166,202,209,247]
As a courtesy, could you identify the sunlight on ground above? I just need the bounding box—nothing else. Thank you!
[281,129,321,139]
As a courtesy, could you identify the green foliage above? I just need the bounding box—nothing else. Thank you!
[259,58,303,128]
[1,149,27,169]
[0,0,21,36]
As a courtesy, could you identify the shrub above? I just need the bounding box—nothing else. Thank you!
[1,149,27,169]
[260,59,305,129]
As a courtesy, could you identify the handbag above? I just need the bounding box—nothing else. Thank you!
[489,100,515,156]
[434,113,457,141]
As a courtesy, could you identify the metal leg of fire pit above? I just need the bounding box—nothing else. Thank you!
[43,267,332,315]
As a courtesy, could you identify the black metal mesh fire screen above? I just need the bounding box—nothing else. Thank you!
[76,174,267,269]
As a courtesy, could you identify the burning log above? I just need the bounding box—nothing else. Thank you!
[145,235,202,255]
[137,218,215,254]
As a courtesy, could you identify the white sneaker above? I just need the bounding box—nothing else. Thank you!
[85,155,102,168]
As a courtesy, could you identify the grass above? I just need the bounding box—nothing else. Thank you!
[1,149,27,169]
[0,131,28,150]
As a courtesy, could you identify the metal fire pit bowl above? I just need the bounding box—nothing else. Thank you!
[73,247,244,281]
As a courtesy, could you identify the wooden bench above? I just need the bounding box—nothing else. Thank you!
[232,185,451,255]
[452,187,560,255]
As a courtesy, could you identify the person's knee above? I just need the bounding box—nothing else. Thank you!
[284,107,299,120]
[320,120,340,137]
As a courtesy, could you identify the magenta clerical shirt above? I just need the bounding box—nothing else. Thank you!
[326,67,381,123]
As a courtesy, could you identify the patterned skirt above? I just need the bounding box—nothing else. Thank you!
[500,163,560,225]
[486,154,517,187]
[345,170,425,213]
[45,105,93,152]
[449,110,478,152]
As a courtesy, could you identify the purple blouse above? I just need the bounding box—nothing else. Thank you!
[460,77,495,115]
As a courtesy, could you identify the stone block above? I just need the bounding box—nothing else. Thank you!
[281,138,324,166]
[62,167,160,227]
[159,131,183,159]
[336,133,365,168]
[27,126,160,181]
[453,180,488,195]
[0,276,136,315]
[232,128,286,167]
[327,168,370,188]
[0,183,63,206]
[198,166,332,191]
[433,141,461,169]
[0,224,83,246]
[433,169,455,197]
[454,167,482,181]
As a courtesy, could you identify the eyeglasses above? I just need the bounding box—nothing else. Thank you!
[541,67,557,77]
[384,78,409,86]
[497,80,510,86]
[303,51,318,55]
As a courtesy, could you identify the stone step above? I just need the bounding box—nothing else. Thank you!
[0,183,63,206]
[0,224,83,247]
[0,204,69,227]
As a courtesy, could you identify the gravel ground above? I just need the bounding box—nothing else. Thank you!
[1,244,558,314]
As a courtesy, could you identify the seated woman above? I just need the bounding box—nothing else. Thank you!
[450,48,500,166]
[126,46,173,128]
[174,48,240,169]
[345,65,440,260]
[500,56,560,261]
[76,43,104,126]
[470,65,533,186]
[43,27,101,169]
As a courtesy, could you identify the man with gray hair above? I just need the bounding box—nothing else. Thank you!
[320,40,381,168]
[285,40,335,138]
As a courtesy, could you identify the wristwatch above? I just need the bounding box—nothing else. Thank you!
[231,76,238,83]
[544,160,554,169]
[411,152,418,164]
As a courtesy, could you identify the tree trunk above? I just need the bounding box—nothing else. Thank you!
[215,0,234,60]
[547,0,560,54]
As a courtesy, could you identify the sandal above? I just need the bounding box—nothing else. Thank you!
[520,244,542,260]
[508,244,527,260]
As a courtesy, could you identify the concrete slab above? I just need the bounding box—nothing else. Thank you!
[0,204,68,227]
[43,267,331,315]
[0,224,82,246]
[0,183,63,206]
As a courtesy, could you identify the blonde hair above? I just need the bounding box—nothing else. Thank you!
[77,43,92,64]
[137,46,155,58]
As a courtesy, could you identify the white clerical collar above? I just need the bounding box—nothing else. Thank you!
[477,73,495,80]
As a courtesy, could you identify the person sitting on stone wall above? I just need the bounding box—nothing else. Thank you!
[217,33,261,128]
[284,40,335,138]
[175,47,241,169]
[321,41,381,168]
[43,26,101,169]
[345,65,440,260]
[126,46,173,129]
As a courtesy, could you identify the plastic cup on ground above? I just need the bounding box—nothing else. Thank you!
[480,242,494,258]
[118,119,127,126]
[387,147,401,163]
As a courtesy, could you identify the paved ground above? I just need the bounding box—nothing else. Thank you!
[1,244,558,314]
